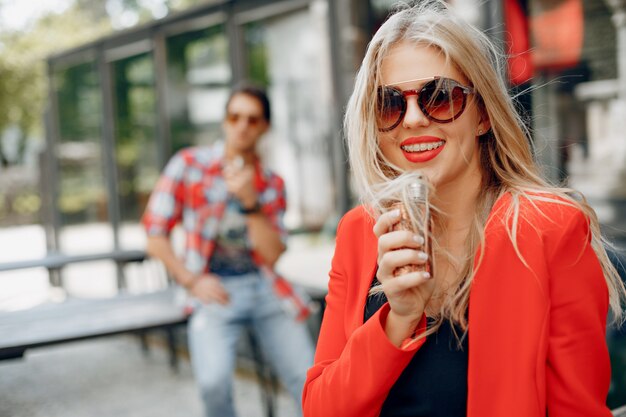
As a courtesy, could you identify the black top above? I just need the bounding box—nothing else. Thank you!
[364,284,468,417]
[208,198,258,277]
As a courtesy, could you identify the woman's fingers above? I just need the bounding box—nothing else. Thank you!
[381,270,432,295]
[378,230,424,254]
[377,248,429,281]
[375,210,424,254]
[373,209,401,237]
[374,210,433,313]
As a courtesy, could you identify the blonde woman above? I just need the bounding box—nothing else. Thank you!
[302,2,626,417]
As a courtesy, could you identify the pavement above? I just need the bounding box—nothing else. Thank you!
[0,334,299,417]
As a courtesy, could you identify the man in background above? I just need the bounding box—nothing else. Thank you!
[142,83,314,417]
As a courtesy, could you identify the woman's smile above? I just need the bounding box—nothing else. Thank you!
[400,136,446,163]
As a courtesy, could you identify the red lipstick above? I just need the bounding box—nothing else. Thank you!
[400,136,445,163]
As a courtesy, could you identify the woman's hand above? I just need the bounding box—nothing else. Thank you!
[373,209,435,342]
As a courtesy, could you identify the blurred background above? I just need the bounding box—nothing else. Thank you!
[1,0,626,413]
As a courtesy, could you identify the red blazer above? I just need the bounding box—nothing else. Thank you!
[303,194,611,417]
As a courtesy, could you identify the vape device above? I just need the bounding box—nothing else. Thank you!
[391,179,432,276]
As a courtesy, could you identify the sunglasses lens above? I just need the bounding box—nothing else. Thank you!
[247,116,261,126]
[377,87,405,131]
[226,113,262,126]
[420,80,466,122]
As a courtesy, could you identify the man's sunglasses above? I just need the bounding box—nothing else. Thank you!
[226,112,264,127]
[376,76,476,132]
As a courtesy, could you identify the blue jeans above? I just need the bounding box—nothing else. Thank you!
[188,272,314,417]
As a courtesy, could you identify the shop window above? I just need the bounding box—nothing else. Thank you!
[111,53,159,225]
[54,62,109,228]
[165,25,231,153]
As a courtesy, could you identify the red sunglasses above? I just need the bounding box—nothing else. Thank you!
[225,112,264,127]
[376,76,476,132]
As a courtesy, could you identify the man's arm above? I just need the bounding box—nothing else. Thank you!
[223,163,286,267]
[243,211,286,267]
[146,235,229,304]
[146,235,195,288]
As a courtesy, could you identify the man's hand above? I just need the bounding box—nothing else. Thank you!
[188,273,230,305]
[223,159,258,209]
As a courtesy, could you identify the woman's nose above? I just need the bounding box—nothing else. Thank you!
[402,97,430,129]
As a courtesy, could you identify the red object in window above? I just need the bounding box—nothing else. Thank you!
[504,0,533,85]
[530,0,583,70]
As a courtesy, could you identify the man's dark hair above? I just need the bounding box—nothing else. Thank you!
[226,82,271,123]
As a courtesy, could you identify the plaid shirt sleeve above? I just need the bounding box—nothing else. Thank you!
[264,173,288,245]
[142,150,188,236]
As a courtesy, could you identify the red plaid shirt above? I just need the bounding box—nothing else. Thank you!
[142,143,287,275]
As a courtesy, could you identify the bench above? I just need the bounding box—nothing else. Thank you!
[0,249,148,272]
[0,250,189,369]
[0,249,149,289]
[0,287,189,367]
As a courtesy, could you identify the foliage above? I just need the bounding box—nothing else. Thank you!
[0,0,211,225]
[0,6,112,165]
[0,0,211,166]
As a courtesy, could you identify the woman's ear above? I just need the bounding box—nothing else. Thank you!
[477,112,491,136]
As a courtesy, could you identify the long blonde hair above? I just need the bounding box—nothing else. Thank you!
[346,0,626,334]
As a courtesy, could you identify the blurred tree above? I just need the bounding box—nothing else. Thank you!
[0,5,111,167]
[168,0,210,10]
[0,0,210,167]
[74,0,109,21]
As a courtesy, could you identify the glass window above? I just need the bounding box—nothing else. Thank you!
[52,59,116,295]
[165,25,231,153]
[53,61,114,253]
[242,7,335,230]
[110,52,159,249]
[243,21,269,86]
